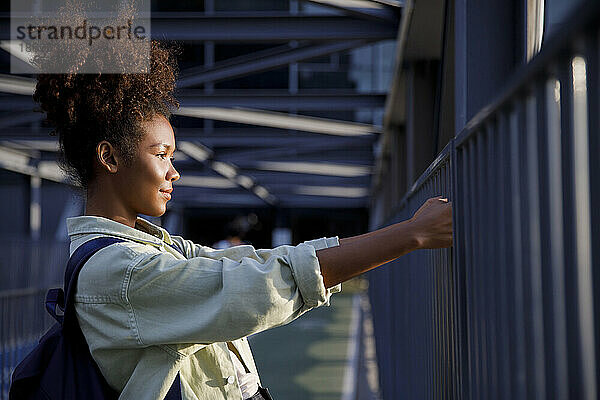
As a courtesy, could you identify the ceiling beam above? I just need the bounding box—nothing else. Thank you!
[0,74,386,111]
[177,91,386,110]
[148,13,398,42]
[271,193,368,208]
[233,157,373,170]
[303,0,400,22]
[0,92,386,112]
[0,144,67,183]
[177,40,371,88]
[175,107,380,135]
[367,0,404,7]
[0,127,54,139]
[0,111,43,128]
[178,141,278,206]
[270,183,369,198]
[171,187,368,208]
[0,128,379,145]
[172,191,267,208]
[0,12,397,42]
[216,146,373,164]
[0,74,35,96]
[173,169,371,185]
[0,83,386,111]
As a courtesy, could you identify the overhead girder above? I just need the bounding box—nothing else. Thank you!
[231,157,372,169]
[216,147,374,164]
[0,127,54,139]
[0,130,378,149]
[172,191,267,208]
[177,141,279,206]
[171,137,374,166]
[175,171,371,187]
[246,175,371,188]
[0,11,398,41]
[177,40,374,88]
[302,0,400,22]
[182,131,377,148]
[260,182,368,194]
[0,12,396,41]
[0,91,385,111]
[0,112,44,129]
[173,195,368,209]
[177,91,386,110]
[0,6,400,210]
[175,107,381,136]
[270,194,369,208]
[172,187,369,208]
[148,13,398,42]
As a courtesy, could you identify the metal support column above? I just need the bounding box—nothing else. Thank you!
[29,175,40,240]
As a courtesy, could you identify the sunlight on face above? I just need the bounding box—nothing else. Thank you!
[118,114,180,217]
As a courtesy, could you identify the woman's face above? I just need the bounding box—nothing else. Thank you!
[116,114,180,217]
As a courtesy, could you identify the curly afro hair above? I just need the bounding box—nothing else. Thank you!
[33,40,180,187]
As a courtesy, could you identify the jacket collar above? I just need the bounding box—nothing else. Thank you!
[67,215,170,245]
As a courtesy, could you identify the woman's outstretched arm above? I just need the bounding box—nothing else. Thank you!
[317,196,453,288]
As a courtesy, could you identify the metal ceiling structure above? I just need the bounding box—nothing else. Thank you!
[0,1,402,209]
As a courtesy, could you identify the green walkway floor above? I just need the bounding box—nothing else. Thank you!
[249,292,355,400]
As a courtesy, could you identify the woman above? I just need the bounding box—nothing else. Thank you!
[33,41,452,400]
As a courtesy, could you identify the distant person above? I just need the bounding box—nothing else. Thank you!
[213,215,254,249]
[31,40,452,400]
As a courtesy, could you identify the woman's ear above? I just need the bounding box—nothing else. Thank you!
[96,141,119,173]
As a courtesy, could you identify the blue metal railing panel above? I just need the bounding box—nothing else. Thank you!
[368,1,600,398]
[0,240,68,399]
[369,143,454,399]
[584,28,600,398]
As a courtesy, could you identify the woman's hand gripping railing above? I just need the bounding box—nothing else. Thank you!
[317,196,453,288]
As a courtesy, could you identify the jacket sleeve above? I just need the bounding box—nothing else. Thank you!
[125,236,340,346]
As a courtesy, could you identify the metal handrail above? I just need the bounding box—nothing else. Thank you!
[368,1,600,398]
[381,140,453,227]
[455,0,599,147]
[0,286,58,299]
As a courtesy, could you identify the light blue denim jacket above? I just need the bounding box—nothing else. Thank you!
[67,216,341,400]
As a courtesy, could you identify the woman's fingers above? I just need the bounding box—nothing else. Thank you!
[410,196,453,248]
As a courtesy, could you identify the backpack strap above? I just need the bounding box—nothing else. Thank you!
[45,236,185,326]
[44,236,183,399]
[45,287,66,323]
[45,237,125,326]
[64,236,126,325]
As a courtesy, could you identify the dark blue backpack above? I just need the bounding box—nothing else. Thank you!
[9,237,182,400]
